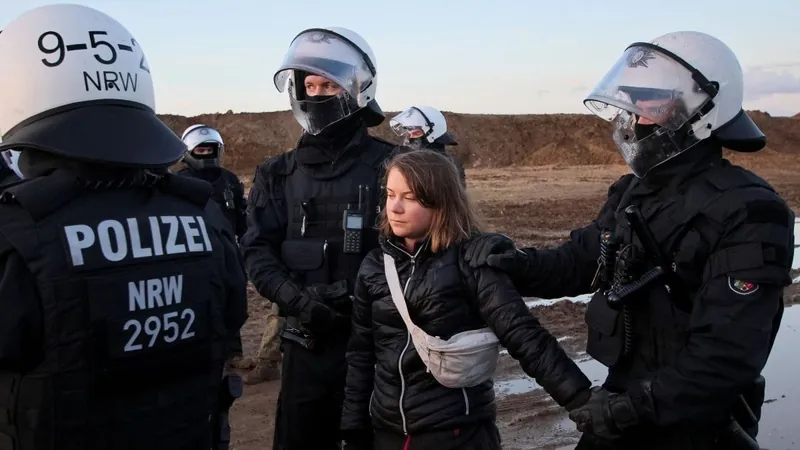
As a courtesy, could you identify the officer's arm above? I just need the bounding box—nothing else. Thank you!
[631,195,794,426]
[341,256,378,433]
[220,224,249,353]
[204,202,249,356]
[514,224,601,298]
[233,178,247,240]
[239,163,306,316]
[511,175,632,298]
[0,234,43,371]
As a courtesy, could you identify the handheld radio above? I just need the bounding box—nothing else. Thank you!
[343,185,367,254]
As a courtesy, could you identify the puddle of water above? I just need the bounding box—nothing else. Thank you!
[494,356,607,396]
[494,304,800,450]
[793,247,800,270]
[755,303,800,450]
[792,219,800,270]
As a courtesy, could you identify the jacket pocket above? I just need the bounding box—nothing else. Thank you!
[281,239,330,285]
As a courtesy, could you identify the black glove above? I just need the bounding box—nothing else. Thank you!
[568,387,641,440]
[297,286,350,335]
[463,232,530,277]
[341,429,373,450]
[307,280,354,315]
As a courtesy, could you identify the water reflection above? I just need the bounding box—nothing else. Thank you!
[494,304,800,450]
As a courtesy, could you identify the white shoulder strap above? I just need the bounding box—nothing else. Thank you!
[383,253,417,332]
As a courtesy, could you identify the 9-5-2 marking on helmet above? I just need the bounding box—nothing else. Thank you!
[37,29,150,77]
[0,4,184,168]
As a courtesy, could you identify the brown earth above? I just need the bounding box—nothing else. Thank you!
[159,110,800,178]
[223,161,800,450]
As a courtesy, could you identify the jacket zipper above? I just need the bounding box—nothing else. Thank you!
[389,240,425,436]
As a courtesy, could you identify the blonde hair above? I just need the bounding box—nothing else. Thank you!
[379,149,483,252]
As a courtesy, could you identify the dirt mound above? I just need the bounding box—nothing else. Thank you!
[158,110,800,177]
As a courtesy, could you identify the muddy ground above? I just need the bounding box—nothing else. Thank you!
[227,165,800,450]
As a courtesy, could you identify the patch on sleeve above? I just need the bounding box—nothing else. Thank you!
[728,277,760,295]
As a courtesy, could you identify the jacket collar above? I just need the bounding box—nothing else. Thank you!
[380,234,433,263]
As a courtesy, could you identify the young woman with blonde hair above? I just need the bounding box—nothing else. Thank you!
[340,149,591,450]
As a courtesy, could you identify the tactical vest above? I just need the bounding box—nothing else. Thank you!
[275,140,390,297]
[585,164,780,393]
[177,168,240,233]
[0,171,227,450]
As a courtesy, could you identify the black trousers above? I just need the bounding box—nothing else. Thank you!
[272,336,349,450]
[373,421,501,450]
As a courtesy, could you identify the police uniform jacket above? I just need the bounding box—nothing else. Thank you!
[496,143,794,444]
[240,126,394,330]
[176,166,247,241]
[340,235,591,437]
[0,168,249,450]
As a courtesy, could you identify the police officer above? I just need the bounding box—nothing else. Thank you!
[0,151,21,186]
[0,5,248,449]
[240,26,394,450]
[177,125,248,242]
[176,125,251,374]
[389,105,466,185]
[463,31,794,450]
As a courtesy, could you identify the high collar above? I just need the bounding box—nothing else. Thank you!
[635,141,723,193]
[295,125,368,166]
[380,234,434,263]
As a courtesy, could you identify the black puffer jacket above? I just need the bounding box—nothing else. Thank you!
[340,235,591,436]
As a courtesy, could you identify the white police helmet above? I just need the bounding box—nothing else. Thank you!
[0,4,185,168]
[274,26,384,135]
[181,124,225,170]
[390,106,457,147]
[584,31,763,178]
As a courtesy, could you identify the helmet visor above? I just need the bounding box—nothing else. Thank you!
[584,45,713,131]
[274,29,374,104]
[183,126,223,152]
[389,108,431,138]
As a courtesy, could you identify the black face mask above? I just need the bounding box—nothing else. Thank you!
[634,123,657,140]
[406,137,426,150]
[303,95,347,135]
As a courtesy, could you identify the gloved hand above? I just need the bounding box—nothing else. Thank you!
[463,232,530,280]
[341,428,373,450]
[568,387,641,441]
[307,280,354,315]
[301,299,350,336]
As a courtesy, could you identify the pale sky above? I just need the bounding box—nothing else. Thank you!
[3,0,799,117]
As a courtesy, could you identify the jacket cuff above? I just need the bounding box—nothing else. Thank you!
[275,279,304,314]
[549,372,592,408]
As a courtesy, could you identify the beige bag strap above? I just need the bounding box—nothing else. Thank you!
[383,253,418,333]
